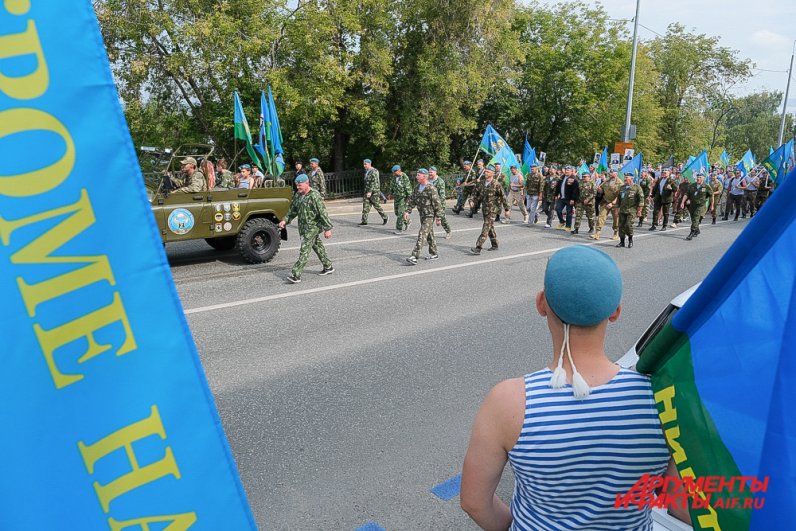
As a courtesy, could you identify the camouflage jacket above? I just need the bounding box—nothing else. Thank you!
[309,168,326,197]
[474,178,509,215]
[600,178,622,204]
[687,183,711,215]
[218,169,234,188]
[431,177,446,202]
[174,170,206,193]
[364,168,381,194]
[285,189,333,235]
[617,183,643,214]
[542,176,559,200]
[525,170,545,195]
[390,172,413,200]
[710,179,724,199]
[639,176,652,197]
[578,180,596,204]
[406,183,443,219]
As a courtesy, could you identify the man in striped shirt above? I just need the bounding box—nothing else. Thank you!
[461,246,689,530]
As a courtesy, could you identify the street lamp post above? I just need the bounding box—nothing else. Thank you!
[777,40,795,147]
[623,0,641,143]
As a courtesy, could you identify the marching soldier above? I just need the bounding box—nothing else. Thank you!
[506,164,528,223]
[739,171,760,218]
[308,157,327,198]
[453,160,473,214]
[470,165,510,254]
[709,172,724,224]
[390,164,414,233]
[540,168,559,228]
[572,172,596,235]
[671,173,690,228]
[466,159,486,218]
[637,169,652,227]
[278,174,334,283]
[404,168,444,264]
[756,170,773,211]
[524,166,545,225]
[429,167,452,239]
[359,159,388,225]
[590,170,621,240]
[685,172,711,240]
[650,168,675,230]
[616,172,643,248]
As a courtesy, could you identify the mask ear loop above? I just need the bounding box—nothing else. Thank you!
[549,322,591,399]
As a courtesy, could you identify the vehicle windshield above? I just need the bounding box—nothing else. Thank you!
[636,304,679,358]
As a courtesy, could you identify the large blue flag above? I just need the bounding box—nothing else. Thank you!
[267,86,285,176]
[683,150,709,183]
[637,162,796,529]
[736,149,756,176]
[762,139,795,185]
[720,149,731,168]
[479,124,521,179]
[521,134,539,175]
[619,151,643,182]
[0,3,255,528]
[596,147,609,173]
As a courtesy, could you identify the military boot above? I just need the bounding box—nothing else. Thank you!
[616,236,625,248]
[712,217,716,224]
[572,227,579,235]
[628,236,634,248]
[636,219,643,228]
[588,222,594,234]
[686,231,694,241]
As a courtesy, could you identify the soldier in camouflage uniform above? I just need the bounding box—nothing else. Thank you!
[637,169,652,227]
[616,172,643,248]
[755,171,773,212]
[590,170,621,240]
[540,169,559,228]
[216,158,235,189]
[173,157,207,193]
[308,157,327,198]
[572,172,596,235]
[709,173,724,225]
[404,168,444,264]
[454,160,473,214]
[359,159,388,225]
[524,166,545,225]
[685,173,711,241]
[470,165,510,254]
[429,166,452,239]
[390,164,414,233]
[279,174,334,283]
[465,159,486,218]
[671,173,691,228]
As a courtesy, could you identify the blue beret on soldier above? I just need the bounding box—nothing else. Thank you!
[295,174,309,184]
[464,160,472,165]
[239,164,251,170]
[392,164,401,172]
[309,157,320,164]
[417,168,429,175]
[363,158,372,164]
[429,166,438,172]
[486,164,496,171]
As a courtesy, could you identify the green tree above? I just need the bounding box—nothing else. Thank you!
[725,91,793,161]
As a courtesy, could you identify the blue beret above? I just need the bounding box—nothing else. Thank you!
[295,174,309,184]
[624,172,634,176]
[239,164,251,170]
[477,159,484,163]
[309,157,320,163]
[363,159,372,164]
[417,168,429,175]
[392,164,401,172]
[510,163,518,169]
[464,160,472,165]
[429,166,438,172]
[486,164,496,171]
[696,172,705,177]
[544,246,622,326]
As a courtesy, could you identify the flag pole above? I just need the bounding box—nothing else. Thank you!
[777,40,795,146]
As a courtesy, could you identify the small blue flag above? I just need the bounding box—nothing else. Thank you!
[682,150,709,182]
[619,152,643,182]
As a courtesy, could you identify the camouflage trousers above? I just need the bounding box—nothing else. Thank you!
[673,205,689,224]
[394,196,409,230]
[507,189,527,219]
[639,197,650,221]
[361,193,387,222]
[618,212,634,238]
[595,204,619,233]
[412,217,438,258]
[475,212,498,249]
[574,201,595,230]
[743,190,757,216]
[437,208,451,234]
[689,209,705,234]
[292,227,332,278]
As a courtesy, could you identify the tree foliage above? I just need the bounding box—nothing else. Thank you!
[95,0,794,169]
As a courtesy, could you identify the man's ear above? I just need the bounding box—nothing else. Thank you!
[536,290,547,317]
[608,303,622,323]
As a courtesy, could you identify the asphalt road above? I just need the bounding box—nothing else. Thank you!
[169,201,747,530]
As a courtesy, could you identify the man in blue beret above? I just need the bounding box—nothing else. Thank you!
[279,173,334,283]
[616,172,643,248]
[360,159,388,226]
[404,169,444,264]
[308,157,326,198]
[429,166,452,239]
[462,245,675,530]
[470,165,510,254]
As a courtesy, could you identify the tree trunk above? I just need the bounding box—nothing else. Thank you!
[332,126,347,172]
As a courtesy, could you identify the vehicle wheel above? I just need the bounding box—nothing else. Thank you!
[205,236,236,251]
[236,218,281,263]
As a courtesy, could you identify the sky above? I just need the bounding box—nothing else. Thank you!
[534,0,796,112]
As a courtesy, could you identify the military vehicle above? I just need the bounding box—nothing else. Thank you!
[142,144,292,264]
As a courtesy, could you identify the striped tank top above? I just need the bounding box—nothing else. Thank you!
[507,368,670,530]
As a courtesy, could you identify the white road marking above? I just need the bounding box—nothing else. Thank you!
[184,224,696,314]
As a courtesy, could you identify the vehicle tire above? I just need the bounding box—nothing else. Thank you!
[236,218,281,263]
[205,236,236,251]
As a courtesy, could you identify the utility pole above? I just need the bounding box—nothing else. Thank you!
[623,0,642,143]
[777,40,795,146]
